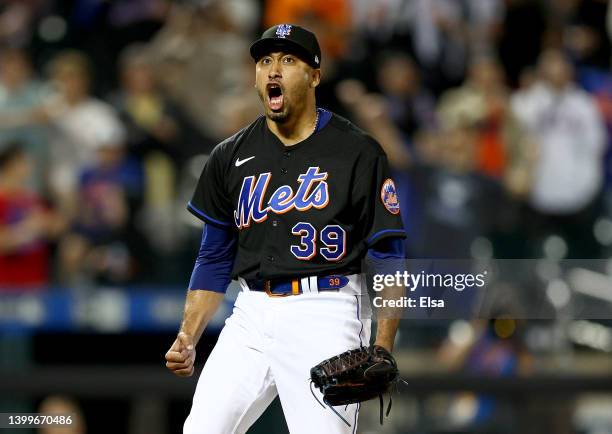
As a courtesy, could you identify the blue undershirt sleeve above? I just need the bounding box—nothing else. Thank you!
[366,237,406,276]
[188,224,238,293]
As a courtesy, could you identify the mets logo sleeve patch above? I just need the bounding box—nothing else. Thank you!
[187,114,406,280]
[381,179,400,215]
[350,150,406,248]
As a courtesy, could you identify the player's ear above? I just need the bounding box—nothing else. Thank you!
[310,69,321,88]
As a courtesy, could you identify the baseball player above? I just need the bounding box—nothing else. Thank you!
[165,24,406,434]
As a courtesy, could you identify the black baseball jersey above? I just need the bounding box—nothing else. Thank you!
[188,112,406,280]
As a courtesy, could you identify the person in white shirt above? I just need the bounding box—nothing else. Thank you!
[511,49,606,258]
[44,51,126,218]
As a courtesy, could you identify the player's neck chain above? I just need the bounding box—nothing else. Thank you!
[312,109,320,135]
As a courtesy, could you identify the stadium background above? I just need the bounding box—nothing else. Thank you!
[0,0,611,433]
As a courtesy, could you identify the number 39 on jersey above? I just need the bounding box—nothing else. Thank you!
[290,223,346,261]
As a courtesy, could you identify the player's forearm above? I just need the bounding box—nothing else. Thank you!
[179,290,225,345]
[373,283,404,352]
[374,318,400,353]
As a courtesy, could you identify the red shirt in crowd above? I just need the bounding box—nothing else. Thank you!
[0,190,49,290]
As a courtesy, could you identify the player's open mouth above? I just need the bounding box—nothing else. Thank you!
[267,83,284,111]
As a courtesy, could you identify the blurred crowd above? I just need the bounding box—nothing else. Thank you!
[0,0,611,290]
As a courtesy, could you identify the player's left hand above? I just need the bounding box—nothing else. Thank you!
[165,332,196,377]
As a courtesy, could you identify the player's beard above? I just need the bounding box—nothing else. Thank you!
[268,105,290,123]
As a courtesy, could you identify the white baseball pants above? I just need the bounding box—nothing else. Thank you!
[184,276,371,434]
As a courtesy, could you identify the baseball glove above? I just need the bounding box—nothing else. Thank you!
[310,345,401,426]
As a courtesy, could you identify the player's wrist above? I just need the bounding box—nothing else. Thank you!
[373,340,393,353]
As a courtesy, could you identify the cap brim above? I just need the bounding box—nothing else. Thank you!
[249,38,318,68]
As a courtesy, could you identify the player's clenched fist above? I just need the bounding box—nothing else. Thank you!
[165,332,196,377]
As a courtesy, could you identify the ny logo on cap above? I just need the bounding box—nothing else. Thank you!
[276,24,292,38]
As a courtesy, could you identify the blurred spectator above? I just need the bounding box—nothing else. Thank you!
[112,43,205,255]
[112,44,180,162]
[149,1,260,142]
[437,55,532,195]
[63,0,171,94]
[375,51,436,139]
[38,395,86,434]
[336,79,412,169]
[0,142,65,290]
[345,0,413,100]
[0,48,49,191]
[512,49,607,258]
[577,67,612,220]
[403,0,470,93]
[549,0,611,70]
[58,138,143,286]
[44,50,126,217]
[351,0,405,39]
[438,315,533,431]
[497,0,546,87]
[111,42,213,165]
[464,0,505,57]
[406,123,508,258]
[0,0,46,48]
